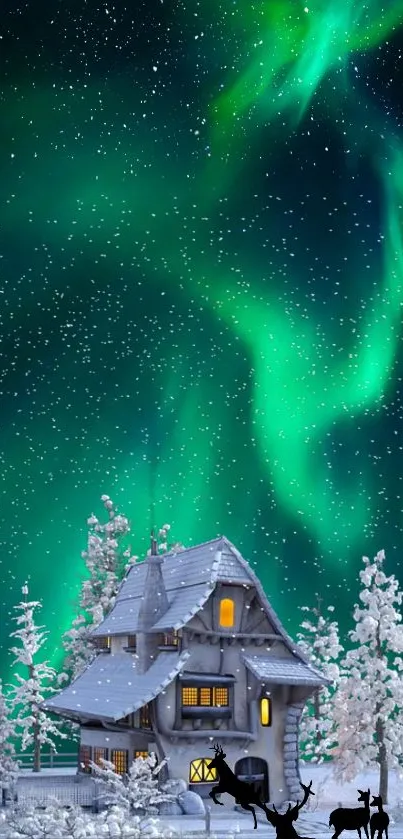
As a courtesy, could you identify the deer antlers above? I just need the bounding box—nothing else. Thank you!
[209,741,224,754]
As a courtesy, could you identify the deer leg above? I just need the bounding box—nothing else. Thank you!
[363,824,370,839]
[239,802,258,829]
[209,786,224,806]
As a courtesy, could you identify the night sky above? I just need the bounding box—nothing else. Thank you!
[1,0,403,680]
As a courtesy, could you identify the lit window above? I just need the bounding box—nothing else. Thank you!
[200,688,212,706]
[140,704,151,728]
[111,750,128,775]
[214,687,228,706]
[127,635,136,649]
[190,758,217,783]
[94,636,111,651]
[158,631,179,646]
[219,598,235,627]
[135,751,149,760]
[182,686,229,706]
[182,687,198,705]
[260,697,272,727]
[93,747,108,767]
[79,745,92,773]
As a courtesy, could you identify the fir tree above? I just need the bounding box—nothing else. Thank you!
[0,680,19,803]
[297,598,343,763]
[332,550,403,803]
[90,753,175,814]
[59,495,132,685]
[59,500,182,687]
[9,585,67,772]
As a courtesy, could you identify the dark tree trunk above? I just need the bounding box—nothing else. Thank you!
[313,690,322,753]
[29,664,41,773]
[376,717,388,804]
[374,615,388,804]
[33,716,41,772]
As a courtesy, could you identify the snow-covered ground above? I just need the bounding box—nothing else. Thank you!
[7,763,403,838]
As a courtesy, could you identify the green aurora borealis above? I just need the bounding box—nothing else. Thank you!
[1,0,403,677]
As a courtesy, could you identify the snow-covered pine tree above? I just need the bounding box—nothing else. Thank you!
[60,501,182,688]
[0,680,19,804]
[9,585,67,772]
[332,550,403,803]
[59,495,131,685]
[297,598,343,763]
[90,753,175,814]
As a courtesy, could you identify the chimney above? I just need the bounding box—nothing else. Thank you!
[136,532,169,673]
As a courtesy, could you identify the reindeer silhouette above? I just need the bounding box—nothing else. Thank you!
[207,742,269,829]
[264,780,315,839]
[329,789,371,839]
[370,795,389,839]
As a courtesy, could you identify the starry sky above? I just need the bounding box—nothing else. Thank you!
[1,0,403,679]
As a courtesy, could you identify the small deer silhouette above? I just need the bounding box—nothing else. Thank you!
[207,742,269,829]
[370,795,389,839]
[264,780,315,839]
[329,789,371,839]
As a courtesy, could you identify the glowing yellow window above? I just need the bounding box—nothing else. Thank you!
[134,751,149,760]
[93,747,108,767]
[182,687,198,705]
[214,687,228,706]
[260,697,272,727]
[189,758,217,783]
[219,598,235,628]
[111,750,128,775]
[199,688,212,706]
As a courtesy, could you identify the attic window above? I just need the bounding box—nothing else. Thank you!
[219,598,235,628]
[94,636,111,652]
[140,704,151,729]
[158,631,179,647]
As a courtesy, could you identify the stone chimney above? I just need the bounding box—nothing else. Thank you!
[136,532,169,673]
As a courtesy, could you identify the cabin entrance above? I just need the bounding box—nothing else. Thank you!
[234,756,269,803]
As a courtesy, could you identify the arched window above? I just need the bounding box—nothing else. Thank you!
[189,758,217,783]
[260,697,272,727]
[219,597,235,628]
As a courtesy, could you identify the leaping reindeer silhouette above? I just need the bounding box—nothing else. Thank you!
[264,780,315,839]
[207,742,269,829]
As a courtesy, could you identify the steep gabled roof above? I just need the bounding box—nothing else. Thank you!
[91,536,310,664]
[43,650,191,722]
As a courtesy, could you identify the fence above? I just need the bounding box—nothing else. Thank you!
[16,750,78,770]
[16,783,96,809]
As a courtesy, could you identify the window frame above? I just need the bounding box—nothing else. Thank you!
[139,704,151,729]
[181,685,229,707]
[111,749,129,775]
[219,597,235,628]
[260,696,272,727]
[189,758,217,783]
[93,746,108,767]
[79,745,92,774]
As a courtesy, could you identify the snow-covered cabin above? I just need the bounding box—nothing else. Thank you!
[44,536,329,804]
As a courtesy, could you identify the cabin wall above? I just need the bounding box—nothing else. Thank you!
[154,636,289,804]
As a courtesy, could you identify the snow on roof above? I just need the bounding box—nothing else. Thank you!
[91,536,310,664]
[243,654,330,686]
[43,650,190,722]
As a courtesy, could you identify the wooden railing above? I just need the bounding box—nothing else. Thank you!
[16,751,78,770]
